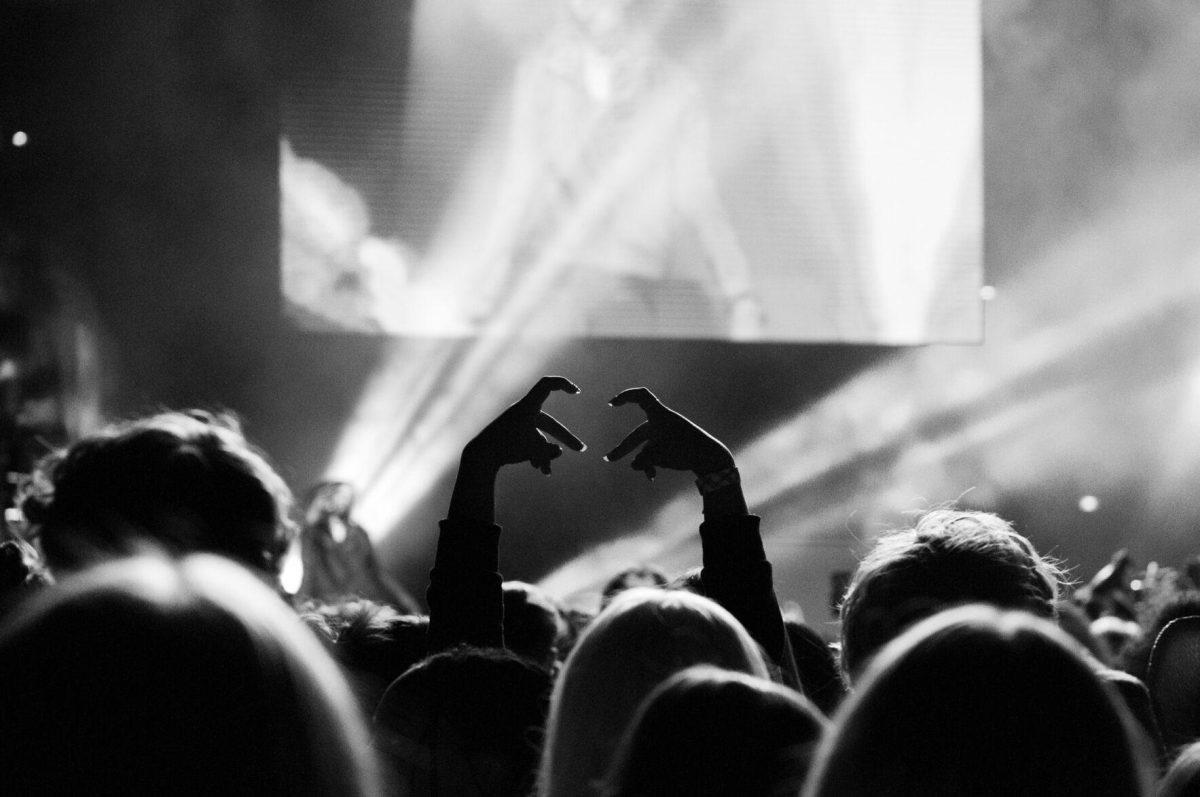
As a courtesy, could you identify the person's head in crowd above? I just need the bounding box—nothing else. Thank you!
[556,605,595,661]
[299,598,429,715]
[804,605,1154,796]
[304,480,356,526]
[784,618,845,717]
[838,508,1063,680]
[1055,597,1115,666]
[1159,741,1200,797]
[1091,614,1142,667]
[18,410,296,582]
[1122,591,1200,682]
[374,645,553,797]
[504,580,568,670]
[665,564,704,594]
[0,554,380,795]
[539,587,768,797]
[600,564,669,609]
[604,665,826,797]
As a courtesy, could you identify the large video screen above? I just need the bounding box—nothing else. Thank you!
[281,0,981,344]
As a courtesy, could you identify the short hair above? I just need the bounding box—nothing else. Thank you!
[538,588,768,797]
[300,598,429,715]
[805,606,1154,796]
[600,565,669,609]
[374,645,553,796]
[19,410,296,579]
[0,554,380,795]
[605,665,826,797]
[838,509,1062,680]
[504,580,568,669]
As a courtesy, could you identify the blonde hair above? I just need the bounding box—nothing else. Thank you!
[538,588,767,797]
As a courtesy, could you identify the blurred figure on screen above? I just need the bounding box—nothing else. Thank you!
[474,0,764,340]
[297,480,420,612]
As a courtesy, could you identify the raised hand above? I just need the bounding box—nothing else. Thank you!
[463,375,586,475]
[604,387,734,480]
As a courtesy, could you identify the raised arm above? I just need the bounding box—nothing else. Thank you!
[605,387,800,690]
[427,376,585,653]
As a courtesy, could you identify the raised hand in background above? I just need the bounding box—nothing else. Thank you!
[603,387,733,480]
[449,376,586,524]
[604,384,801,691]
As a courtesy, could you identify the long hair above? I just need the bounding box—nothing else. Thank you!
[0,554,381,795]
[538,587,768,797]
[605,665,826,796]
[805,605,1154,797]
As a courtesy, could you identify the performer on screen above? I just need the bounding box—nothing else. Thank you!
[473,0,764,340]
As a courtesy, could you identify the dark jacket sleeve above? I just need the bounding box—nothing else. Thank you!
[699,513,801,691]
[425,517,504,653]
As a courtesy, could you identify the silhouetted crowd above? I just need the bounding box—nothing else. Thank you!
[2,377,1198,795]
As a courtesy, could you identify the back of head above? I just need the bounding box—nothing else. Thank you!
[304,480,356,526]
[1159,741,1200,797]
[784,618,845,717]
[306,598,429,715]
[0,554,379,795]
[503,581,568,670]
[600,565,669,609]
[605,665,826,797]
[374,646,552,797]
[539,587,768,797]
[806,605,1153,797]
[20,410,295,580]
[839,509,1061,680]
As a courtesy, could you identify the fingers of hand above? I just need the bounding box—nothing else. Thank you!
[630,444,659,480]
[521,375,581,410]
[603,421,651,463]
[536,411,586,452]
[529,438,562,475]
[608,387,666,418]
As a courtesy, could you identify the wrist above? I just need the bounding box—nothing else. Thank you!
[459,446,502,479]
[697,468,749,517]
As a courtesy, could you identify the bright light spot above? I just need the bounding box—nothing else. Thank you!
[1078,494,1100,513]
[980,285,997,302]
[0,359,17,380]
[11,131,28,147]
[1130,579,1143,591]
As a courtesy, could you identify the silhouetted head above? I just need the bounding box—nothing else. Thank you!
[839,509,1062,680]
[1159,741,1200,797]
[784,618,845,717]
[600,564,669,609]
[374,646,552,797]
[805,605,1153,796]
[539,587,768,797]
[0,554,380,795]
[605,665,826,797]
[19,410,295,582]
[504,580,568,669]
[305,480,356,526]
[300,598,429,716]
